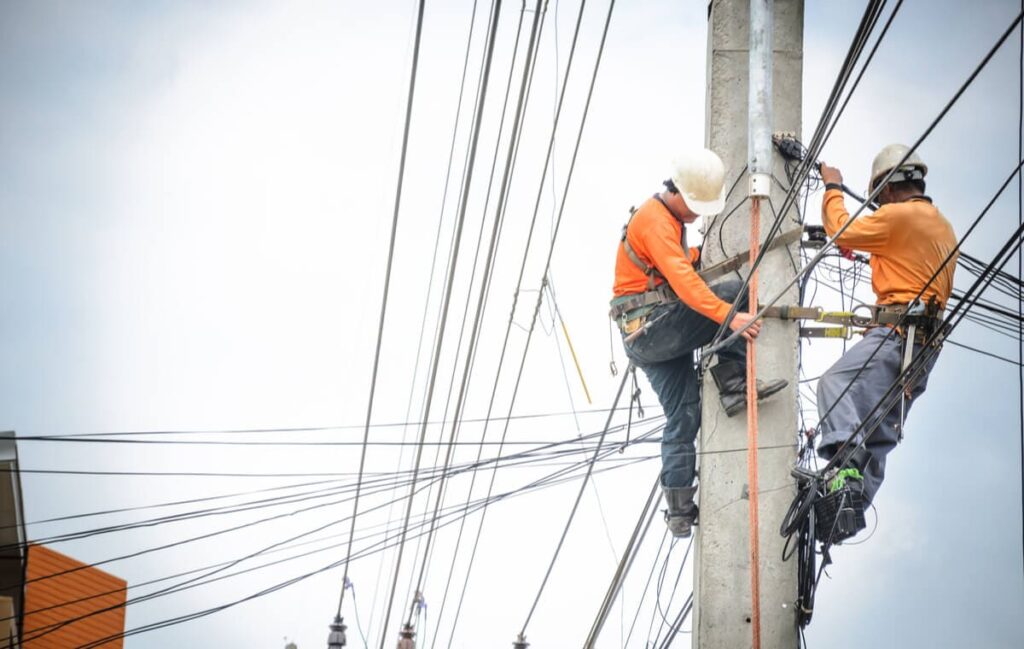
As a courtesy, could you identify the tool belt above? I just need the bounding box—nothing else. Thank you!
[608,284,676,320]
[608,284,676,335]
[869,302,945,345]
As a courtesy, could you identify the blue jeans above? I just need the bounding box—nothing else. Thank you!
[623,279,747,489]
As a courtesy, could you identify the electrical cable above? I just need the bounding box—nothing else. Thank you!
[337,0,426,620]
[582,475,661,648]
[704,0,892,351]
[404,0,592,631]
[441,1,618,643]
[376,0,489,629]
[28,421,659,647]
[10,445,658,629]
[16,406,649,440]
[373,2,536,645]
[1018,0,1023,584]
[710,9,1024,354]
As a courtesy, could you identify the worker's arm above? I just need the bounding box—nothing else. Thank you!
[821,188,890,253]
[640,219,732,324]
[817,165,889,253]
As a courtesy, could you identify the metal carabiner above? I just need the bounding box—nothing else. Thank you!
[850,303,880,328]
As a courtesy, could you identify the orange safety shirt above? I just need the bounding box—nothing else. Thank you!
[612,197,733,324]
[822,188,957,308]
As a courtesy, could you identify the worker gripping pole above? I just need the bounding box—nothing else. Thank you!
[746,2,770,648]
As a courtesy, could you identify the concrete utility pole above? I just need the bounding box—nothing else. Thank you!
[696,1,803,648]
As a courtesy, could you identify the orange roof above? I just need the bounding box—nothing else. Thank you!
[22,544,126,648]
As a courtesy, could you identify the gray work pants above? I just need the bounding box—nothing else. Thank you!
[816,326,940,503]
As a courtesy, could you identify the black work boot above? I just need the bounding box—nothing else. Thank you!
[709,360,788,417]
[663,486,698,538]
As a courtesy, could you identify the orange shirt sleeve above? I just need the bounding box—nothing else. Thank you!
[637,216,733,324]
[822,188,891,253]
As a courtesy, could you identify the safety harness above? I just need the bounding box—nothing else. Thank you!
[609,198,804,334]
[608,197,689,332]
[620,196,691,291]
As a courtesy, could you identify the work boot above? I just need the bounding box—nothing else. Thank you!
[708,361,788,417]
[663,486,698,538]
[827,446,870,495]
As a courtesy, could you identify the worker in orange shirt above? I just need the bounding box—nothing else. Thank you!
[610,148,788,538]
[817,144,957,505]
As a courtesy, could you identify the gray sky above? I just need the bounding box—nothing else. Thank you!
[1,1,1022,648]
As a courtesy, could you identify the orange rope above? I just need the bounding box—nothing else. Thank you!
[747,197,762,649]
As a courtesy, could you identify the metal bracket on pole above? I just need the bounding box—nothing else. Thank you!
[749,172,772,198]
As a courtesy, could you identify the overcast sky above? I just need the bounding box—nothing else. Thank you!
[1,1,1022,648]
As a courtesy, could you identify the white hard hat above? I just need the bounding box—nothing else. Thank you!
[670,148,726,216]
[869,143,927,192]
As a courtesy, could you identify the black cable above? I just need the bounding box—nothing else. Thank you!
[711,8,1024,353]
[582,476,661,648]
[8,478,343,530]
[405,0,592,628]
[421,6,548,639]
[402,0,557,635]
[820,0,904,146]
[944,340,1023,367]
[7,426,650,587]
[657,591,694,649]
[373,1,529,644]
[519,360,628,635]
[423,3,598,638]
[33,422,658,647]
[398,0,512,618]
[645,538,675,646]
[651,537,692,648]
[385,0,489,617]
[477,0,616,637]
[707,0,892,347]
[17,406,648,440]
[1018,0,1023,584]
[444,0,617,642]
[622,528,669,648]
[10,446,658,630]
[337,0,427,620]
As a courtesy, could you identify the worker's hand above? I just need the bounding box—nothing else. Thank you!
[819,162,843,186]
[729,312,763,343]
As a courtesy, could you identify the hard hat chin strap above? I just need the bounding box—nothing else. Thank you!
[873,166,926,192]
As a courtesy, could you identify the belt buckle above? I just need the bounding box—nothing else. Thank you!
[622,316,644,335]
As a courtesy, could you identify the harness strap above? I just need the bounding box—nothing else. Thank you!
[619,197,690,292]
